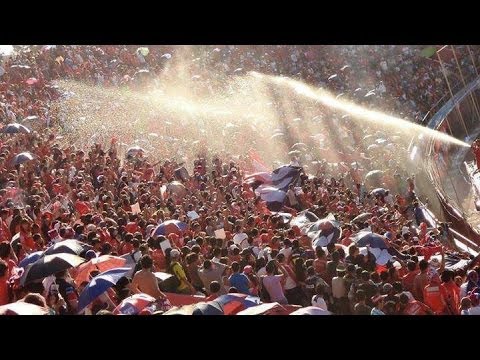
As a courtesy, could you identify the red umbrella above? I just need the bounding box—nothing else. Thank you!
[0,301,49,315]
[75,255,127,285]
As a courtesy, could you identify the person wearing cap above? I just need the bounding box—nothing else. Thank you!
[331,264,348,314]
[131,255,167,301]
[169,248,195,295]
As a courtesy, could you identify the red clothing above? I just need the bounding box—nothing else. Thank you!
[402,300,431,315]
[20,231,36,252]
[125,222,138,234]
[0,274,9,306]
[440,282,460,315]
[423,283,446,315]
[417,246,442,262]
[75,200,91,216]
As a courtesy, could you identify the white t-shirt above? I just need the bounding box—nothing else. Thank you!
[257,267,267,277]
[233,233,249,249]
[311,295,328,310]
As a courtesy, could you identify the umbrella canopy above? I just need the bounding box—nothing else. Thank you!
[236,302,290,315]
[20,253,85,285]
[2,123,31,134]
[75,255,127,286]
[192,301,224,315]
[78,267,131,312]
[22,115,39,122]
[0,301,49,315]
[291,142,307,149]
[289,306,332,315]
[213,293,261,315]
[153,219,187,237]
[351,231,388,249]
[351,212,372,224]
[12,152,34,166]
[18,251,43,268]
[163,304,197,315]
[371,188,387,196]
[114,293,157,315]
[365,170,383,180]
[126,146,145,158]
[43,239,90,256]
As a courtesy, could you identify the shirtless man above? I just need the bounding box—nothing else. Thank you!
[130,255,167,300]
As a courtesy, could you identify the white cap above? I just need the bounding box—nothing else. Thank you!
[170,249,181,258]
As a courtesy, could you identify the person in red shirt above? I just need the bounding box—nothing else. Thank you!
[19,219,36,253]
[0,209,11,242]
[471,139,480,169]
[440,270,460,315]
[423,275,447,315]
[399,292,433,315]
[0,260,10,306]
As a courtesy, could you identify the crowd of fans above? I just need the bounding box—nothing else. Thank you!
[0,45,480,315]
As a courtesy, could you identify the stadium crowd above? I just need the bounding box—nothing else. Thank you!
[0,45,480,315]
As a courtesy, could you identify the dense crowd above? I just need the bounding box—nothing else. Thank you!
[0,45,480,315]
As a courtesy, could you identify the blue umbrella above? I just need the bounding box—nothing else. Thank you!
[78,267,131,312]
[352,231,388,249]
[12,152,34,166]
[2,123,31,134]
[18,251,43,268]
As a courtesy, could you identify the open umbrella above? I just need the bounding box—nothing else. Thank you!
[213,293,261,315]
[192,301,224,315]
[126,146,145,158]
[236,302,290,315]
[75,255,127,285]
[371,188,387,196]
[351,212,372,224]
[22,115,39,122]
[351,231,388,249]
[12,152,34,166]
[18,251,43,268]
[0,301,49,315]
[291,142,307,149]
[153,220,187,237]
[2,123,31,134]
[289,306,332,315]
[43,239,90,256]
[77,267,131,312]
[113,293,157,315]
[20,253,85,285]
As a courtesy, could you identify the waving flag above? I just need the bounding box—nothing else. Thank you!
[246,165,302,211]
